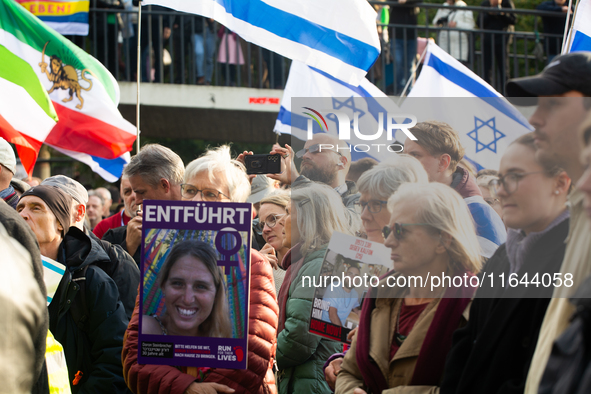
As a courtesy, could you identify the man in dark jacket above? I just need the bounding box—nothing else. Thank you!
[103,144,185,264]
[42,175,139,319]
[17,185,130,393]
[404,121,506,257]
[477,0,516,89]
[537,109,591,394]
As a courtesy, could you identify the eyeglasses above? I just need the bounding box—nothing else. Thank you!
[180,184,230,201]
[354,199,388,214]
[490,171,545,197]
[382,223,431,240]
[295,144,343,159]
[254,213,285,234]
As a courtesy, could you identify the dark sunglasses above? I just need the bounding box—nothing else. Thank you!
[382,222,431,240]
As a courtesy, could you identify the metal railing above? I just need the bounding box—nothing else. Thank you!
[71,1,568,95]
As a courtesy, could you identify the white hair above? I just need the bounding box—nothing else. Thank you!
[387,182,483,273]
[184,145,251,203]
[356,155,429,200]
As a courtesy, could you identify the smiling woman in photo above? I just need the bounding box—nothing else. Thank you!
[142,239,231,338]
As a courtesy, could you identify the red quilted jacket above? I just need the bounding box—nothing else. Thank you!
[122,250,279,394]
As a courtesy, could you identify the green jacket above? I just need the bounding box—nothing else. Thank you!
[277,245,341,394]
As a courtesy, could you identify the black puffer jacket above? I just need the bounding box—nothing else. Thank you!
[49,227,130,393]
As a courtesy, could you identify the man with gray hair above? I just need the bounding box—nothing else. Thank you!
[93,175,137,239]
[95,187,113,217]
[87,190,106,230]
[41,175,139,318]
[104,144,184,262]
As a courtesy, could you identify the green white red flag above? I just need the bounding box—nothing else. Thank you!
[0,0,136,174]
[0,43,57,173]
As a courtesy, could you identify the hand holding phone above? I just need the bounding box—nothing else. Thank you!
[244,154,282,175]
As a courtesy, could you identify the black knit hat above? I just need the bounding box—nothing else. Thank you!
[20,185,73,236]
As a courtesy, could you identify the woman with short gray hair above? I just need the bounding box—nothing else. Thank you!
[355,155,429,244]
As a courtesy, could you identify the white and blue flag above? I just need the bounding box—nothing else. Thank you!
[50,145,130,183]
[564,0,591,53]
[142,0,380,85]
[401,42,513,257]
[275,61,406,163]
[404,41,533,172]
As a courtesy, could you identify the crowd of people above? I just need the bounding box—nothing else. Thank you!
[1,51,591,394]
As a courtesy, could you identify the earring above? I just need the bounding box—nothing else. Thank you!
[554,190,559,195]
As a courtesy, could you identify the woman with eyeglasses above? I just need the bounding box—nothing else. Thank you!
[323,155,429,390]
[257,190,290,295]
[275,182,354,394]
[355,155,429,243]
[336,182,482,394]
[440,132,570,394]
[122,146,279,394]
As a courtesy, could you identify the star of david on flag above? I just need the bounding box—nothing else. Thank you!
[403,41,533,171]
[274,61,404,163]
[467,117,506,154]
[326,97,366,130]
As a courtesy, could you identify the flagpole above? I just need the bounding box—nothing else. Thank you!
[399,40,430,104]
[561,0,578,54]
[136,2,142,153]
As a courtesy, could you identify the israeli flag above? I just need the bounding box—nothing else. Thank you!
[50,145,130,183]
[142,0,380,85]
[403,41,533,172]
[275,61,406,163]
[565,0,591,53]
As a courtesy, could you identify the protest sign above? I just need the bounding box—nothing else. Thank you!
[138,200,251,369]
[308,232,392,343]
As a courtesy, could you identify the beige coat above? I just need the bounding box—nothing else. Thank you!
[335,276,469,394]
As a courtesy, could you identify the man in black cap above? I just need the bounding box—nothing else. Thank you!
[17,186,130,393]
[505,51,591,393]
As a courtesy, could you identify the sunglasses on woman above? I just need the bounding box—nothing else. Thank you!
[382,223,431,240]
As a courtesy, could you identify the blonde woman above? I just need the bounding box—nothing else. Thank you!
[336,183,482,393]
[276,182,355,394]
[258,190,291,295]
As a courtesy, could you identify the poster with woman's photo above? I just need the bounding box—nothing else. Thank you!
[138,200,251,369]
[308,232,393,344]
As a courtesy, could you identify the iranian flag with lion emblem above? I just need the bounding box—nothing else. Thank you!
[0,0,136,174]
